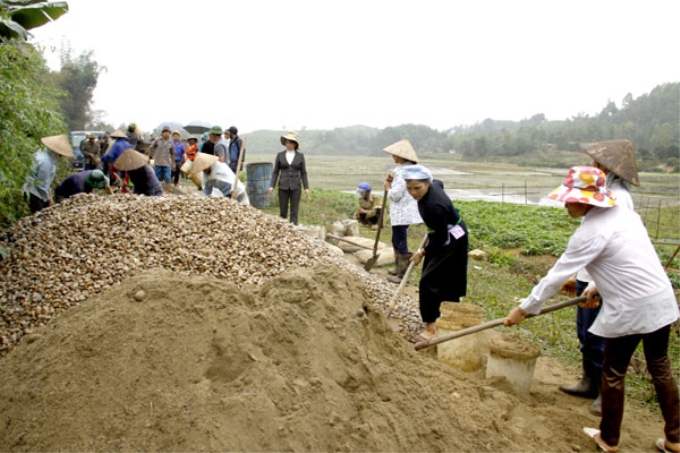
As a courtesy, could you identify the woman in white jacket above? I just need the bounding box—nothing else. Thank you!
[383,139,423,283]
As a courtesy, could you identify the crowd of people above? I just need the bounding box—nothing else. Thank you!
[20,130,679,453]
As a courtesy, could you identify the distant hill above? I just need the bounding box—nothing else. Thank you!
[244,82,679,170]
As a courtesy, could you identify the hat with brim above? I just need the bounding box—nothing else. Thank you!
[110,129,127,139]
[85,170,109,189]
[189,153,219,175]
[548,166,616,208]
[41,135,73,157]
[280,132,300,149]
[583,139,639,187]
[114,149,149,171]
[210,125,223,135]
[187,136,199,142]
[382,139,418,163]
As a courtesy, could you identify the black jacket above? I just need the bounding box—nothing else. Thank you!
[418,180,460,255]
[270,150,309,191]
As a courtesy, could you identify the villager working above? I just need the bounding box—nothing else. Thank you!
[558,139,638,417]
[114,149,163,197]
[383,139,423,283]
[22,135,74,213]
[190,153,249,205]
[504,166,678,453]
[401,165,468,344]
[269,132,309,225]
[54,170,110,202]
[354,182,382,229]
[81,134,101,171]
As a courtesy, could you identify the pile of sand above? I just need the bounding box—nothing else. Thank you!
[0,263,621,453]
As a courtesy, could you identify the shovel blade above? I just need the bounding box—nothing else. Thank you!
[386,315,403,331]
[364,253,380,271]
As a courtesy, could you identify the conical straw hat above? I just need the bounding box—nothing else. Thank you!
[189,153,219,175]
[41,135,73,157]
[382,138,418,163]
[110,129,127,139]
[584,139,639,187]
[114,148,149,171]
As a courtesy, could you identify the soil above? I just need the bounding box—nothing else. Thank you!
[0,264,668,452]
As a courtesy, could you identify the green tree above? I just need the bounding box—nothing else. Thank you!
[51,46,105,130]
[0,0,68,42]
[0,39,66,228]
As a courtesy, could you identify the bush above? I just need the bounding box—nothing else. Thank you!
[0,40,66,229]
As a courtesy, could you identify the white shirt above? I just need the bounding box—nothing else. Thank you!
[202,162,246,196]
[576,179,635,282]
[519,205,678,338]
[285,150,296,165]
[388,164,422,226]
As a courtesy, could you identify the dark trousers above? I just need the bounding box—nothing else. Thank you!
[172,161,182,185]
[391,225,410,255]
[84,163,97,171]
[27,193,49,214]
[279,189,301,225]
[599,324,679,446]
[575,280,605,375]
[358,209,381,226]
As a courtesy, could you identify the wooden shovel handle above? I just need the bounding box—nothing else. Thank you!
[326,234,373,250]
[414,296,586,351]
[385,234,429,319]
[371,189,389,255]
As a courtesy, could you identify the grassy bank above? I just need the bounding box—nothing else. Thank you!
[265,188,679,409]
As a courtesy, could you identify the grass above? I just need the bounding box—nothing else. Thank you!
[263,188,680,410]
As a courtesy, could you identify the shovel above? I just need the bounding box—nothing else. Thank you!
[326,234,374,250]
[364,188,389,271]
[384,234,429,330]
[413,295,586,351]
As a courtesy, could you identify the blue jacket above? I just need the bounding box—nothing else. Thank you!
[101,138,132,163]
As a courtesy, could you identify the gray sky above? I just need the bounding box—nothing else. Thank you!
[32,0,680,135]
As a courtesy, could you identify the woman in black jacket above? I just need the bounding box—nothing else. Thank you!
[402,165,468,343]
[269,132,309,225]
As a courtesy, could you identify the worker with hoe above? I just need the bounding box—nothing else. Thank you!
[114,149,163,197]
[100,129,133,185]
[190,153,249,204]
[54,170,110,202]
[558,139,638,416]
[383,138,423,283]
[354,182,382,229]
[22,135,74,213]
[505,166,678,453]
[401,165,468,344]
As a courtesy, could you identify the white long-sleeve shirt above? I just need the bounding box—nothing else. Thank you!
[519,205,678,338]
[202,162,247,202]
[388,164,422,226]
[576,178,635,282]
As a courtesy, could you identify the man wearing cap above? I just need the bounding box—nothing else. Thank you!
[54,170,110,202]
[209,126,228,164]
[354,182,383,229]
[81,134,102,171]
[226,126,244,173]
[190,153,249,204]
[171,130,186,187]
[126,123,140,148]
[115,149,163,197]
[22,135,74,213]
[148,126,175,188]
[557,140,638,416]
[504,166,678,453]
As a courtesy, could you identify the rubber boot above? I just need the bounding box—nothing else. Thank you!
[389,253,411,283]
[558,365,598,398]
[590,368,602,416]
[388,248,400,275]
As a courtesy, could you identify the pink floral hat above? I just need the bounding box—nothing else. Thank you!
[548,166,617,208]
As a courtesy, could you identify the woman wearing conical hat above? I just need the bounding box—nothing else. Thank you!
[557,139,639,417]
[382,139,423,283]
[114,149,162,197]
[22,135,74,213]
[269,132,309,225]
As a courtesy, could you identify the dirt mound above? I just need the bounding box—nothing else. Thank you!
[0,265,580,452]
[0,194,423,355]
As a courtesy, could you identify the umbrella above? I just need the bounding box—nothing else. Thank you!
[155,121,185,132]
[184,120,212,134]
